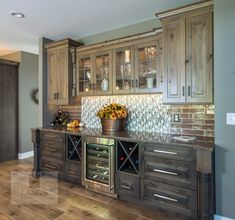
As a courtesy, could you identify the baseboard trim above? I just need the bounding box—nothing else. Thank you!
[214,215,234,220]
[18,150,34,159]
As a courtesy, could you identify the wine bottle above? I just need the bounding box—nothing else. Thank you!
[120,156,125,161]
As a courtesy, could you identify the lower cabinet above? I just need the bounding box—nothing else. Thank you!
[64,161,82,184]
[140,179,197,218]
[116,172,139,201]
[41,156,65,178]
[32,130,214,220]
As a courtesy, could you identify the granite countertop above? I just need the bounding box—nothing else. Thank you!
[32,126,214,151]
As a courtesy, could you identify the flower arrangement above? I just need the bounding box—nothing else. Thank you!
[97,103,128,120]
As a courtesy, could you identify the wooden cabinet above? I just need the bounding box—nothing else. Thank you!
[160,4,213,103]
[32,129,214,219]
[113,47,135,94]
[76,33,163,96]
[185,12,213,103]
[46,39,82,105]
[162,18,185,103]
[140,142,197,218]
[76,50,112,95]
[134,39,162,93]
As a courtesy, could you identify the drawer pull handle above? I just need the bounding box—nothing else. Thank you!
[44,164,57,170]
[44,135,56,139]
[47,148,57,152]
[121,185,131,190]
[154,193,178,203]
[153,168,178,176]
[68,171,76,176]
[153,149,178,155]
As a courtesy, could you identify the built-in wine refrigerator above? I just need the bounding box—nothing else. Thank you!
[82,136,116,197]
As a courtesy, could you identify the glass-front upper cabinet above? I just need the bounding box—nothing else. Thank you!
[135,40,162,93]
[94,51,112,94]
[76,54,93,95]
[113,47,135,94]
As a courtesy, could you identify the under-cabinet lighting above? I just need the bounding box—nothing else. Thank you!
[125,50,130,63]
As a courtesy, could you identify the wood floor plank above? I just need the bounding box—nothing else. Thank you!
[0,211,12,220]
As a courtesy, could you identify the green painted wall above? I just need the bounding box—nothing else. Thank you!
[79,18,161,45]
[18,52,39,153]
[214,0,235,218]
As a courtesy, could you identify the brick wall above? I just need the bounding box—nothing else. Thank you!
[60,105,81,120]
[170,104,214,142]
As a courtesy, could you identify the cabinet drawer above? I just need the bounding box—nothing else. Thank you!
[116,172,139,201]
[143,156,197,189]
[142,143,195,163]
[141,179,197,218]
[41,157,64,177]
[40,140,64,160]
[40,131,65,143]
[65,161,82,184]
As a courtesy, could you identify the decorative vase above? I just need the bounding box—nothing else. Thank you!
[101,118,126,132]
[101,78,108,91]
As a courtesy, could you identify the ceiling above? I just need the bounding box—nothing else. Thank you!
[0,0,199,56]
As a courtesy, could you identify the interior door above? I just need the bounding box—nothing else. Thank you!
[0,61,18,162]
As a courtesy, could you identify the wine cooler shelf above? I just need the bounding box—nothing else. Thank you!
[86,143,110,184]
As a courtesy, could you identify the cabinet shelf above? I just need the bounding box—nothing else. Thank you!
[66,134,82,163]
[116,140,139,175]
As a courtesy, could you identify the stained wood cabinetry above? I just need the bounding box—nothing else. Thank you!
[140,143,197,218]
[32,130,82,184]
[76,33,163,96]
[32,129,214,219]
[159,4,213,103]
[76,50,112,95]
[45,39,82,105]
[134,39,162,93]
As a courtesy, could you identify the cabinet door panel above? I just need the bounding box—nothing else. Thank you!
[57,47,69,105]
[47,50,58,105]
[186,13,213,103]
[94,51,112,95]
[113,47,135,94]
[135,40,162,93]
[76,54,93,95]
[163,18,185,103]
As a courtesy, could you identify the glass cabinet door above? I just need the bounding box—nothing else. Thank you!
[94,51,112,94]
[76,54,93,95]
[135,41,161,93]
[113,47,134,94]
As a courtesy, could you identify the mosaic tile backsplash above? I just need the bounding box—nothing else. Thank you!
[81,95,171,133]
[60,95,215,142]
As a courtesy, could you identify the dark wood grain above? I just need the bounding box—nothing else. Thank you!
[0,60,18,162]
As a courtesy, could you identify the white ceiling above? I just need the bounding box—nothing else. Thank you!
[0,0,199,56]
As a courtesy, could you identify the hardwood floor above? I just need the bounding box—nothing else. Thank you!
[0,158,189,220]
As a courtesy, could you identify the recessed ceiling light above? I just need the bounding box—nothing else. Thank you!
[10,12,25,18]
